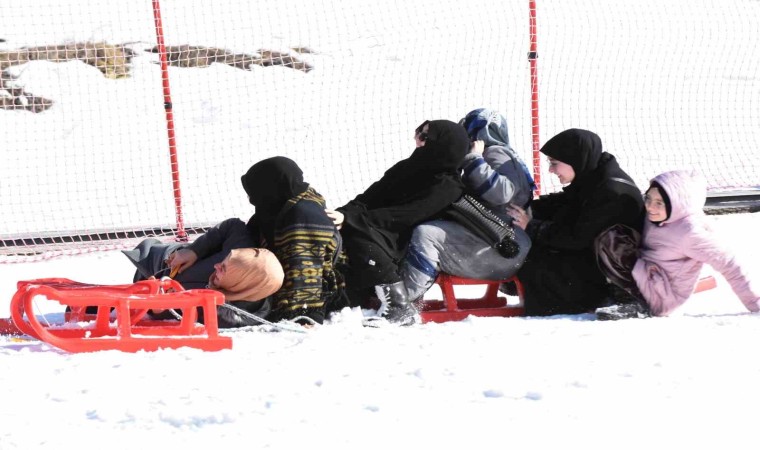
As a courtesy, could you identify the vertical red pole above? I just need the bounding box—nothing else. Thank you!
[528,0,542,195]
[152,0,187,241]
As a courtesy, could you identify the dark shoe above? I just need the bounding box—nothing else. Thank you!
[268,305,325,326]
[596,282,650,321]
[215,299,273,328]
[146,308,181,321]
[383,303,418,326]
[595,301,651,321]
[293,308,325,326]
[499,281,518,296]
[375,281,419,326]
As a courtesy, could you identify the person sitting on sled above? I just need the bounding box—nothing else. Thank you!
[595,170,760,320]
[327,120,470,325]
[397,109,533,319]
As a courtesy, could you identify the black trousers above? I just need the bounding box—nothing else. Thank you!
[341,234,402,308]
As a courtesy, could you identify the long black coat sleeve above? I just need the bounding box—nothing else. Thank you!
[339,173,463,263]
[188,218,255,259]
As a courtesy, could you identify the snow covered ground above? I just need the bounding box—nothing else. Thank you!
[1,212,759,450]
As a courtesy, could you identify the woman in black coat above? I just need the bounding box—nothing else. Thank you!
[239,156,347,325]
[508,129,644,316]
[127,157,346,327]
[332,120,470,324]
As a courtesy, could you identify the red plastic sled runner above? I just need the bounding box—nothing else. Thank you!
[7,278,232,353]
[419,274,526,323]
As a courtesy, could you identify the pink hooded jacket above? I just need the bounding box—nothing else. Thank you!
[632,170,760,316]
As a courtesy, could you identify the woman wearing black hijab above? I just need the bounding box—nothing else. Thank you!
[239,156,347,324]
[331,120,470,324]
[507,129,644,316]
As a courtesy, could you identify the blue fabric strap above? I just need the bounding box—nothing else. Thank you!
[406,245,438,278]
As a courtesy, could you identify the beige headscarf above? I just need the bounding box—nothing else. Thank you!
[208,248,284,301]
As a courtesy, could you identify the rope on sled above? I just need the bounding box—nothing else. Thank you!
[154,276,314,333]
[217,303,315,334]
[153,281,316,333]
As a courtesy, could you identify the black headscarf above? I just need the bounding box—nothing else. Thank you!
[540,128,603,183]
[242,156,309,245]
[398,119,470,174]
[242,157,309,212]
[375,119,469,202]
[338,120,469,263]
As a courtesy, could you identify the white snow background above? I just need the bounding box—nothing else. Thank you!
[2,1,760,449]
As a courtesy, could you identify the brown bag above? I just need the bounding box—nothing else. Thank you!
[594,224,641,292]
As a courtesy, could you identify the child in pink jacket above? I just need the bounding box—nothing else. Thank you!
[597,170,760,319]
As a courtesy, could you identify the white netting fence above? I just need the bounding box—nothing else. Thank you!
[1,0,758,262]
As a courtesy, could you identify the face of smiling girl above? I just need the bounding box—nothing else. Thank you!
[644,187,668,222]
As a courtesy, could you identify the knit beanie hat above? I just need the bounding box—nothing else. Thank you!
[209,248,284,301]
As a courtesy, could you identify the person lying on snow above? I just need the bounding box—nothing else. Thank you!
[125,156,349,327]
[595,170,760,320]
[123,218,284,328]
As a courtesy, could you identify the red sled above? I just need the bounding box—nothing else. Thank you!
[5,278,232,353]
[419,274,525,323]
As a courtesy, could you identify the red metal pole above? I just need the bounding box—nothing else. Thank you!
[152,0,187,241]
[528,0,541,195]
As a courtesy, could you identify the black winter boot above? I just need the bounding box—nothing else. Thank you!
[499,280,519,296]
[375,281,419,326]
[595,284,651,321]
